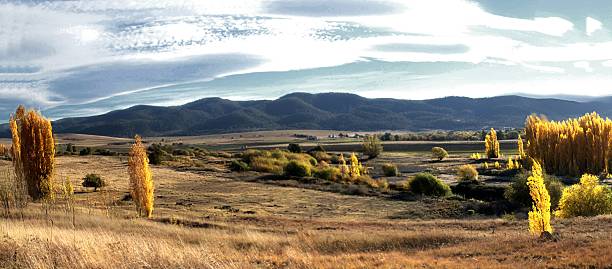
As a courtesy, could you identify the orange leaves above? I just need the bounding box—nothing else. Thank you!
[9,105,55,200]
[525,112,612,176]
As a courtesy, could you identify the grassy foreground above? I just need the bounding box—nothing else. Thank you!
[1,206,611,268]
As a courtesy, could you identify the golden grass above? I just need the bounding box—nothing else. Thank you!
[0,207,611,269]
[0,156,610,268]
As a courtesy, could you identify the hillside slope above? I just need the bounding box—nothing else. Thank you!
[5,93,612,137]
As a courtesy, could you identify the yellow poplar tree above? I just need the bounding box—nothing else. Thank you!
[485,128,500,159]
[9,105,55,200]
[517,135,526,160]
[349,153,361,177]
[128,135,154,218]
[527,160,553,236]
[339,154,350,177]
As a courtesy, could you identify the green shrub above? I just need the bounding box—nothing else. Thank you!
[313,167,341,181]
[79,147,92,156]
[362,135,383,159]
[457,164,479,182]
[381,163,399,177]
[229,160,250,172]
[405,173,451,197]
[431,147,449,161]
[555,174,612,218]
[504,171,564,209]
[82,174,105,191]
[288,143,302,153]
[284,160,312,177]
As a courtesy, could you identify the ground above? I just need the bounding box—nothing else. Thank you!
[0,132,611,268]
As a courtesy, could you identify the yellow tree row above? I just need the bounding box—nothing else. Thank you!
[525,112,612,176]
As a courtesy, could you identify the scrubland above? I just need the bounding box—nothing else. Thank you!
[1,153,611,269]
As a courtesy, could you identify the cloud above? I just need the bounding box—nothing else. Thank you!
[1,0,612,121]
[374,43,470,54]
[586,17,603,36]
[264,0,402,17]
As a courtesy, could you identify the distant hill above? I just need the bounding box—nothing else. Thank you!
[4,92,612,138]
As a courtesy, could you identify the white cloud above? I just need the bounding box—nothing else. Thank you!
[586,17,603,36]
[574,61,593,72]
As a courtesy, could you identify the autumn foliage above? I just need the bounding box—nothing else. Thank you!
[9,105,55,200]
[485,128,500,159]
[128,135,154,218]
[525,112,612,176]
[526,160,553,236]
[555,174,612,218]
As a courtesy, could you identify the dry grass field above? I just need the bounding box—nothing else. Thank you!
[0,153,611,269]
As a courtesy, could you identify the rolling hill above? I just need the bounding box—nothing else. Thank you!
[5,92,612,137]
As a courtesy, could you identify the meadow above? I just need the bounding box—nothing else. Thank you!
[0,129,611,268]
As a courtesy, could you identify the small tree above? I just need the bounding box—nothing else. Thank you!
[9,105,55,200]
[527,160,553,237]
[517,135,526,160]
[485,128,500,159]
[287,143,302,153]
[128,135,154,218]
[362,135,383,159]
[431,147,449,161]
[82,174,105,192]
[349,153,361,177]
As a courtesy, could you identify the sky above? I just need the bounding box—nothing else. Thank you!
[2,0,612,120]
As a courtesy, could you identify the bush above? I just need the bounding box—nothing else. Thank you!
[405,173,451,197]
[284,160,312,177]
[229,160,250,172]
[457,164,479,182]
[310,151,331,162]
[313,167,341,181]
[381,163,399,177]
[431,147,449,161]
[82,174,105,191]
[79,147,92,156]
[362,135,383,159]
[555,174,612,218]
[250,156,286,174]
[287,143,302,153]
[504,171,564,209]
[241,149,272,163]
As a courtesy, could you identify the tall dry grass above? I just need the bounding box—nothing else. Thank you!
[0,205,610,269]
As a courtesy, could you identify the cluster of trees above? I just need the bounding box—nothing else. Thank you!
[4,105,154,218]
[525,112,612,176]
[379,129,521,142]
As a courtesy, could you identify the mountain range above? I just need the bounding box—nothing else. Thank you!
[4,92,612,138]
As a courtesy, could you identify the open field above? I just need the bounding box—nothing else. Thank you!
[1,131,611,268]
